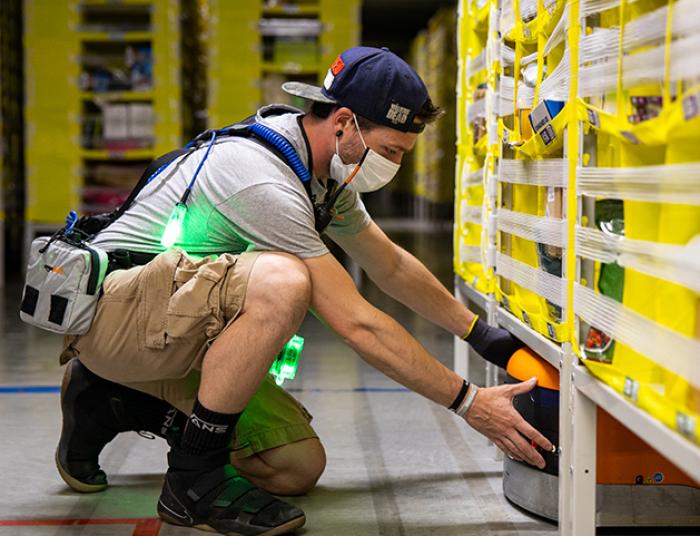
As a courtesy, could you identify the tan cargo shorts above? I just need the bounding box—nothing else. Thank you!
[60,248,317,456]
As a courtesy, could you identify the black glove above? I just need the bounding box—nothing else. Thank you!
[464,317,524,369]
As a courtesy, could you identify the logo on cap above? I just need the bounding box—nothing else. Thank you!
[324,56,346,90]
[331,56,345,75]
[386,102,410,125]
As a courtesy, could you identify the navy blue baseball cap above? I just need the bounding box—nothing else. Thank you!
[282,46,430,133]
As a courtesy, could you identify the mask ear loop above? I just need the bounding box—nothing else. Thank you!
[332,112,370,200]
[352,114,368,149]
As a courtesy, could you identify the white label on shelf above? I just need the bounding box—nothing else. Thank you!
[620,130,640,145]
[587,108,600,129]
[682,92,700,121]
[623,376,640,402]
[676,412,697,437]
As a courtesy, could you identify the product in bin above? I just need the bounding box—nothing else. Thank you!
[628,95,663,124]
[536,187,564,322]
[584,200,625,363]
[472,84,488,143]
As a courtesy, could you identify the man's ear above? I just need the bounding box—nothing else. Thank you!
[332,107,355,133]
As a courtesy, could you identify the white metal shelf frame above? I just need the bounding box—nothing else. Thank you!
[495,307,563,370]
[573,364,700,483]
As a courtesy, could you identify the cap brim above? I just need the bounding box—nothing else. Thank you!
[282,81,337,104]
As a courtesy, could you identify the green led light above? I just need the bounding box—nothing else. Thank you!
[161,202,187,249]
[270,334,304,386]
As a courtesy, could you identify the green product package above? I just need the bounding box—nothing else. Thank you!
[584,200,624,362]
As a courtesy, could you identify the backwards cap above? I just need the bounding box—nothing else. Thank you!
[282,46,430,133]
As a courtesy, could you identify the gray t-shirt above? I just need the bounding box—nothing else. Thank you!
[91,111,371,259]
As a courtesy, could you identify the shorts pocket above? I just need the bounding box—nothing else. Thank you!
[136,251,239,351]
[137,249,185,351]
[166,259,234,340]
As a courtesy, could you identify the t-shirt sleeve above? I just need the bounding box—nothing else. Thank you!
[215,182,329,259]
[324,188,372,239]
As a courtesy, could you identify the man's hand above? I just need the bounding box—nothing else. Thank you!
[465,317,524,369]
[464,378,553,468]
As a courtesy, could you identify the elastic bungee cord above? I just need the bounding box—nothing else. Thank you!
[161,130,217,248]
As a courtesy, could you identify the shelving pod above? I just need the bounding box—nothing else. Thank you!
[206,0,360,128]
[454,1,700,534]
[568,0,700,532]
[453,0,498,388]
[24,0,182,250]
[410,7,457,221]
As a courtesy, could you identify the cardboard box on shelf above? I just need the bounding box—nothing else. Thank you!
[128,102,154,139]
[103,104,129,140]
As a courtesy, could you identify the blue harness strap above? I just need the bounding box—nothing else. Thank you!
[147,111,312,193]
[77,106,319,237]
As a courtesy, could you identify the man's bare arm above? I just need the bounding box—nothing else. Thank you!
[303,252,551,467]
[332,222,475,336]
[304,252,463,407]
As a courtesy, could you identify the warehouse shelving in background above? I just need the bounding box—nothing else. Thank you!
[23,0,359,261]
[409,7,457,223]
[0,0,23,285]
[207,0,360,128]
[454,0,700,534]
[23,0,182,253]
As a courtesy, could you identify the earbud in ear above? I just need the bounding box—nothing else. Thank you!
[336,130,343,137]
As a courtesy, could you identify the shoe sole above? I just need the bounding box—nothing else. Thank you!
[55,361,108,493]
[55,449,107,493]
[159,506,306,536]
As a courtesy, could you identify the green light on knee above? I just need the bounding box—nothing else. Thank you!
[270,335,304,386]
[161,202,187,249]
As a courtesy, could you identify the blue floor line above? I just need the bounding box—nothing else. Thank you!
[0,385,61,394]
[0,385,410,394]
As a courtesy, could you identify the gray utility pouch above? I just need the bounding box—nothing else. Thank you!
[20,234,109,335]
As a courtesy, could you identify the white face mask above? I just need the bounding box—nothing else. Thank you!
[329,115,401,193]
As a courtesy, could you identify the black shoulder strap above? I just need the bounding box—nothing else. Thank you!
[77,147,192,238]
[127,104,303,216]
[82,105,306,237]
[116,147,192,220]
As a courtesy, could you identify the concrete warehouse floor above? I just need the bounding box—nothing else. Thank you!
[0,230,695,535]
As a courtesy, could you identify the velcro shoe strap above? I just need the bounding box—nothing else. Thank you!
[188,467,247,504]
[167,447,230,472]
[215,485,276,513]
